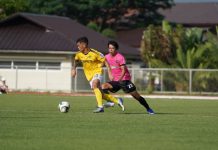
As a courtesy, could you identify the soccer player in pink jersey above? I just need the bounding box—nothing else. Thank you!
[102,40,155,114]
[72,37,124,113]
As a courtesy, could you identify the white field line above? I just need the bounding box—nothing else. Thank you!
[70,93,218,100]
[120,95,218,100]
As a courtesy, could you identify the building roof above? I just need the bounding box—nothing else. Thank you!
[0,13,139,56]
[159,2,218,27]
[116,28,144,48]
[117,2,218,48]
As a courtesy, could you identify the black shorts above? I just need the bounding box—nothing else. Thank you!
[108,80,136,93]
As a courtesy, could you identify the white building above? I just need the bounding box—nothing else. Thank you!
[0,13,139,92]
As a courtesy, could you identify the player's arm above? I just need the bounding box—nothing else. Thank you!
[97,52,114,80]
[72,59,79,78]
[118,55,127,81]
[104,60,113,81]
[118,64,126,81]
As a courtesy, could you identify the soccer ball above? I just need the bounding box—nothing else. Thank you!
[58,101,70,113]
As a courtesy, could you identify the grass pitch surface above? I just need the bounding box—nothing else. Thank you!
[0,94,218,150]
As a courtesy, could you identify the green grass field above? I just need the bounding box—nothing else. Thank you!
[0,94,218,150]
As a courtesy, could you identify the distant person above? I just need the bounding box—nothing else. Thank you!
[71,37,124,113]
[0,77,9,94]
[102,40,155,114]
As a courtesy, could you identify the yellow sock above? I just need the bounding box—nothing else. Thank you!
[93,88,103,107]
[103,93,118,104]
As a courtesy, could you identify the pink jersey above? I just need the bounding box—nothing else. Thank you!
[105,52,131,81]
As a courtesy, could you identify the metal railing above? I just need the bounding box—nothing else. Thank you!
[74,68,218,94]
[1,66,218,94]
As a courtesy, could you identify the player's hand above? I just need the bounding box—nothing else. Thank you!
[71,69,76,78]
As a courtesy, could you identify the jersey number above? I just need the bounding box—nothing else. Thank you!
[127,84,133,89]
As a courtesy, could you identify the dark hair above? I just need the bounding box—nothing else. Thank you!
[108,40,119,50]
[76,36,88,45]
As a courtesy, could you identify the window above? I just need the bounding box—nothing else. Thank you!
[38,62,61,70]
[0,60,62,70]
[0,61,11,69]
[13,61,36,69]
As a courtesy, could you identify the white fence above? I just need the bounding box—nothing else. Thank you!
[74,68,218,94]
[1,66,218,94]
[0,66,72,92]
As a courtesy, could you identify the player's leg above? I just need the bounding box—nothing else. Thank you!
[101,82,115,107]
[129,91,154,114]
[90,75,104,113]
[121,80,154,114]
[101,81,125,111]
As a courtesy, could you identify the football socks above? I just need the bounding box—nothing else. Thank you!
[93,88,103,107]
[103,93,119,104]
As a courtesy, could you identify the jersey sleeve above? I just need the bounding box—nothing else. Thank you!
[74,53,80,61]
[96,52,105,63]
[118,54,126,66]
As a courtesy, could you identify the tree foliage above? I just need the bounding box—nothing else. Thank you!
[141,21,218,69]
[141,21,218,92]
[0,0,174,31]
[141,25,172,68]
[69,0,173,30]
[27,0,63,14]
[0,0,28,19]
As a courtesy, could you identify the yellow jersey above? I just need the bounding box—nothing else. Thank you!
[74,48,105,81]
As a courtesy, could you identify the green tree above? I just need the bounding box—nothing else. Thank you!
[0,0,28,20]
[27,0,63,14]
[141,21,218,92]
[27,0,174,30]
[140,24,172,68]
[101,28,116,38]
[1,0,174,32]
[141,22,218,69]
[86,22,116,38]
[87,22,101,32]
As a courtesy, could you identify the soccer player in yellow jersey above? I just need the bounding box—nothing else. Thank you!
[71,37,124,113]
